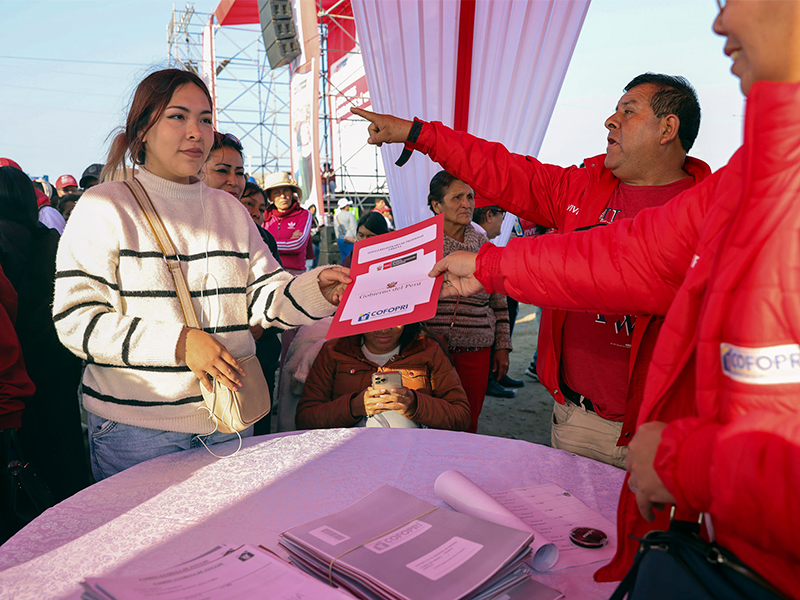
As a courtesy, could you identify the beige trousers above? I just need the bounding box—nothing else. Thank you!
[551,401,627,469]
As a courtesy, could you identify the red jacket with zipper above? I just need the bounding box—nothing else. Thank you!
[263,203,312,271]
[476,81,800,596]
[408,121,711,441]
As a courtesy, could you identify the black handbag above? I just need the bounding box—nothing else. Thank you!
[1,428,56,542]
[610,517,789,600]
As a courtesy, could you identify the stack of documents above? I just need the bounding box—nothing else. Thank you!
[81,544,354,600]
[279,485,558,600]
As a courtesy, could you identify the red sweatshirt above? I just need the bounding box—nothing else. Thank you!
[0,266,34,429]
[263,202,313,272]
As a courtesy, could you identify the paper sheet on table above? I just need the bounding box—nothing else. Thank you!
[491,483,617,570]
[81,543,352,600]
[434,470,558,571]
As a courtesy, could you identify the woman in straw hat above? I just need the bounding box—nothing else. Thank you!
[262,171,313,275]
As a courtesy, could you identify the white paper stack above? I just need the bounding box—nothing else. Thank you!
[81,544,353,600]
[279,485,560,600]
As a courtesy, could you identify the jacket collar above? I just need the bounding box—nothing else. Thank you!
[582,153,712,185]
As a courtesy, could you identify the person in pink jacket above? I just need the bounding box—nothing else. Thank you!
[262,171,313,275]
[359,1,800,595]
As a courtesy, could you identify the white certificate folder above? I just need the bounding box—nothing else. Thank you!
[280,485,538,600]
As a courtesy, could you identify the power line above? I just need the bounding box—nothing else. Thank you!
[4,84,121,98]
[0,55,152,67]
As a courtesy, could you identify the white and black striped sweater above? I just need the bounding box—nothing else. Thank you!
[53,167,336,434]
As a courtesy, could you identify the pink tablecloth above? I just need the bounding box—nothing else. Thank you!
[0,428,624,599]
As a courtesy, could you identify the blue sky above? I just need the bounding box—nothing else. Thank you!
[539,0,744,170]
[0,0,742,181]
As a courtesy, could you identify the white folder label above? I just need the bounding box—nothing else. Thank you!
[406,537,482,581]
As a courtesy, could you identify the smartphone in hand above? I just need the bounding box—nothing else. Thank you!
[371,371,403,391]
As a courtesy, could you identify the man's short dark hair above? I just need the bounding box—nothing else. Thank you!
[625,73,701,153]
[473,205,502,225]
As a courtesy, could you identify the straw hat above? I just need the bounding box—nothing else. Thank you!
[263,171,302,199]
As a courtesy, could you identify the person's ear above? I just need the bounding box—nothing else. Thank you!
[431,200,442,214]
[660,115,680,146]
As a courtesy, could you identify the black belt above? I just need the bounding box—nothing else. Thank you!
[560,383,596,413]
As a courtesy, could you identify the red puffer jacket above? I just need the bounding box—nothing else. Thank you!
[408,121,710,442]
[263,202,312,271]
[0,266,34,429]
[477,80,800,596]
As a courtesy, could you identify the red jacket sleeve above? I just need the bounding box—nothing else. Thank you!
[410,121,587,230]
[656,412,800,565]
[0,268,34,429]
[475,168,723,317]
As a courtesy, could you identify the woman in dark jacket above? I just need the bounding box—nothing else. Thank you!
[296,322,469,431]
[0,165,90,501]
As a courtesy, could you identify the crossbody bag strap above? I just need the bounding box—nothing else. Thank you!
[123,178,201,330]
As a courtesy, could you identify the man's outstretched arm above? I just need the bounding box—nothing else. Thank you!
[352,107,582,229]
[431,167,722,316]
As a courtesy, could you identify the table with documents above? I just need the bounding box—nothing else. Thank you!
[0,428,625,599]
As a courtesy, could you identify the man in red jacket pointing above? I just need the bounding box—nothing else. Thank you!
[353,73,711,469]
[363,1,800,595]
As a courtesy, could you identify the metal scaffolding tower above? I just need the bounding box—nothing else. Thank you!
[167,3,292,181]
[317,1,388,206]
[166,2,387,205]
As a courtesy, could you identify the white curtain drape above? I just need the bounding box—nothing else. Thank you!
[352,0,590,229]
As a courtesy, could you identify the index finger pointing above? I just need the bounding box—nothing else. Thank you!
[350,106,375,121]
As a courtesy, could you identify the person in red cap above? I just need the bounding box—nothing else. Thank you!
[55,174,79,197]
[0,158,22,171]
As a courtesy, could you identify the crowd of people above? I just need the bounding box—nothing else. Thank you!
[1,0,798,597]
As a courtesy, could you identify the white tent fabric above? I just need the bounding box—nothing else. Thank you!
[351,0,590,230]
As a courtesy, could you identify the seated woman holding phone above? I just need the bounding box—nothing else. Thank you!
[296,323,470,431]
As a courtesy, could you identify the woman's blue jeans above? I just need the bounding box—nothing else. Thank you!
[87,412,253,481]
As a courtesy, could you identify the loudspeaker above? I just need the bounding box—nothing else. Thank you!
[259,0,301,70]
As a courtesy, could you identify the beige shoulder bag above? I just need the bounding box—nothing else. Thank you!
[124,178,270,434]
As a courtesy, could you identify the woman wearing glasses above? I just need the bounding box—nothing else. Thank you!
[53,69,350,480]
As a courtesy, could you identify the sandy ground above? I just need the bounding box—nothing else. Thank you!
[476,303,553,446]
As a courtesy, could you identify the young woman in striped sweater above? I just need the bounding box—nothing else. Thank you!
[53,69,350,480]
